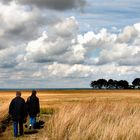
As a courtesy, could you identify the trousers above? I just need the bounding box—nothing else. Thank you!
[13,120,23,137]
[29,117,36,128]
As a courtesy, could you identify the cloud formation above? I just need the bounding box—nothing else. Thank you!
[25,17,85,64]
[0,0,139,88]
[25,17,140,67]
[0,2,45,49]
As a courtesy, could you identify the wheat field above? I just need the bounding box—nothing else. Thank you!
[45,101,140,140]
[0,90,140,140]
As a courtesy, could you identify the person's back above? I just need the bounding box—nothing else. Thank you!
[9,91,27,137]
[26,94,40,117]
[9,96,27,121]
[26,90,40,129]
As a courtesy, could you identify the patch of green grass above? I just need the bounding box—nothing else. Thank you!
[40,108,55,115]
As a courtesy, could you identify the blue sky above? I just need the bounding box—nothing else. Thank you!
[76,0,140,30]
[0,0,139,88]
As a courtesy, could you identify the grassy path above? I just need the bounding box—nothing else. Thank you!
[0,114,51,140]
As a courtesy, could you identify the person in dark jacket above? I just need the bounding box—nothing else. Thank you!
[9,91,27,137]
[26,90,40,129]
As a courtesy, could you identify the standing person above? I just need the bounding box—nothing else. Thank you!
[9,91,27,137]
[26,90,40,129]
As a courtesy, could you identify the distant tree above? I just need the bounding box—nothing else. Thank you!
[117,80,129,89]
[96,79,107,89]
[113,80,118,89]
[132,78,140,89]
[90,79,131,89]
[90,81,98,89]
[107,79,117,89]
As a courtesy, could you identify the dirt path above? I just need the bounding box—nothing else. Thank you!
[0,114,50,140]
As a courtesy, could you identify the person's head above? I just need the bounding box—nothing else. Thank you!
[16,91,21,97]
[32,90,37,96]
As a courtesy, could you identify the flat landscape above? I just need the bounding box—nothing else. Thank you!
[0,90,140,140]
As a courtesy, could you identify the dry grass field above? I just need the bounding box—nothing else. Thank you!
[46,102,140,140]
[0,90,140,140]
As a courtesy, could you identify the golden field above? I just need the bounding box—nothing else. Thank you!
[0,90,140,140]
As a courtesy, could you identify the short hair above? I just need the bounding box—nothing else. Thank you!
[16,91,21,97]
[32,90,37,96]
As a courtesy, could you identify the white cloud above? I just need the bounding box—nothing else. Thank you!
[117,25,138,43]
[0,2,45,50]
[29,63,140,85]
[97,43,138,65]
[25,17,86,64]
[78,23,140,66]
[31,62,94,80]
[52,16,79,37]
[24,16,140,68]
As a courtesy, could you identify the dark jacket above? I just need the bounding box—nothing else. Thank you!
[26,95,40,117]
[9,96,27,121]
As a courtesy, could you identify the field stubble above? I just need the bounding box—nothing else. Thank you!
[46,101,140,140]
[0,90,140,140]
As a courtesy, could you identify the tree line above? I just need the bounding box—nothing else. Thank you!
[90,78,140,89]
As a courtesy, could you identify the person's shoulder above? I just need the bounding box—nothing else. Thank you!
[19,97,25,102]
[13,97,16,100]
[33,95,39,101]
[11,97,16,102]
[36,96,39,100]
[12,96,21,103]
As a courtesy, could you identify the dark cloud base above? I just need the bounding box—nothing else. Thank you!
[1,0,86,10]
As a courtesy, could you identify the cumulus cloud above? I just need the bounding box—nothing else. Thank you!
[0,2,62,50]
[1,0,86,10]
[46,63,93,78]
[118,51,140,66]
[0,1,63,69]
[117,25,138,43]
[30,62,140,85]
[0,2,43,48]
[77,23,140,66]
[0,2,46,69]
[25,17,86,64]
[0,46,20,68]
[25,16,140,68]
[96,43,139,65]
[21,17,140,86]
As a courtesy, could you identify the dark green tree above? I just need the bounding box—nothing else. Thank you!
[132,78,140,89]
[117,80,129,89]
[96,79,107,89]
[90,80,98,89]
[107,79,117,89]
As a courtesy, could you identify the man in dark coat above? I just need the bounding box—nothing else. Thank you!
[9,91,27,137]
[26,90,40,129]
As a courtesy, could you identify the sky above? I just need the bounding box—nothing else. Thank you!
[0,0,140,88]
